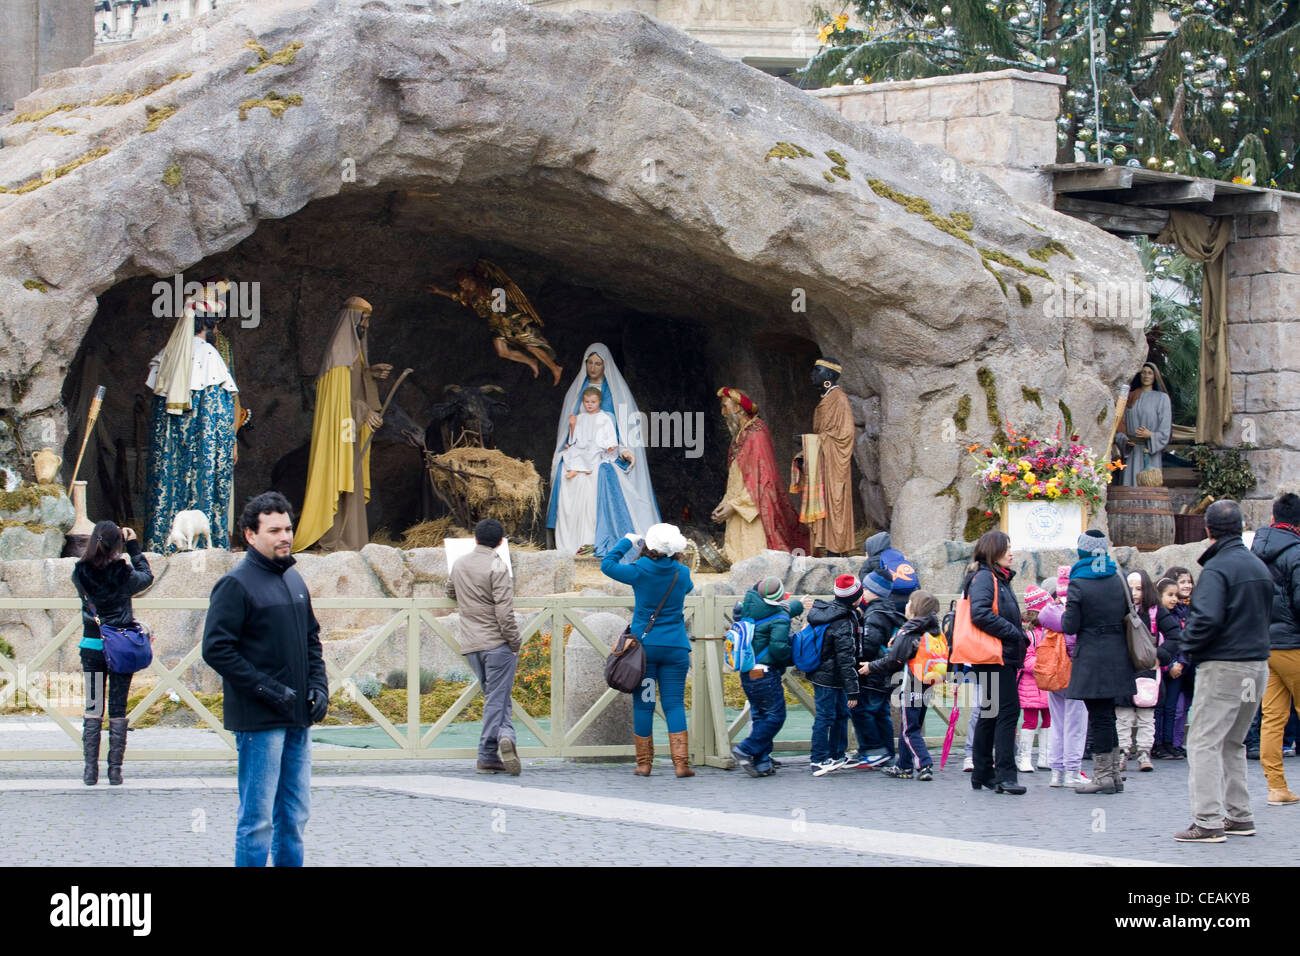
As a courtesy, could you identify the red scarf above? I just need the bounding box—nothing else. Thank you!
[1272,522,1300,537]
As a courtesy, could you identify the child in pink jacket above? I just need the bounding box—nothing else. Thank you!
[1018,586,1054,772]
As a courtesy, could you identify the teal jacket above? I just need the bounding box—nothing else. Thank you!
[739,590,804,669]
[601,537,694,649]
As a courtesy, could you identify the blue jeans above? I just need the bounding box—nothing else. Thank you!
[737,667,786,770]
[633,645,690,737]
[849,689,895,757]
[897,705,932,770]
[235,727,311,867]
[811,684,849,763]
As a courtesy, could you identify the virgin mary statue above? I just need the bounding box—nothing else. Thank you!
[547,344,661,555]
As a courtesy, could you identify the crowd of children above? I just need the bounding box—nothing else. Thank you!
[727,539,1299,788]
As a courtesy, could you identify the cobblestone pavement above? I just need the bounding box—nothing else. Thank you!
[3,719,1297,865]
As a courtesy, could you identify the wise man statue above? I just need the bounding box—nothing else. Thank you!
[791,358,856,557]
[294,296,392,552]
[711,386,808,562]
[144,282,238,551]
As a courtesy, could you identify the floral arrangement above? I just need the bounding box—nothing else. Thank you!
[969,423,1121,517]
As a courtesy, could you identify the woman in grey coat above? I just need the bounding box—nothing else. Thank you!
[1063,530,1137,794]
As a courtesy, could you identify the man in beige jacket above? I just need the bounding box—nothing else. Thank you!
[448,518,522,774]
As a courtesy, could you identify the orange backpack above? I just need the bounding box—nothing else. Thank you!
[1033,629,1072,692]
[910,631,950,686]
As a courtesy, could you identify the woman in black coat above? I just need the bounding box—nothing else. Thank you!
[1063,530,1136,795]
[72,520,153,786]
[964,531,1028,794]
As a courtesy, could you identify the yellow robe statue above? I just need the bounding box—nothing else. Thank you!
[295,305,382,552]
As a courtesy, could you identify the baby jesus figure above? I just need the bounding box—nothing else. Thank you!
[554,387,636,553]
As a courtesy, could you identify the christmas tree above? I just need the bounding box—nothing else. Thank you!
[801,1,1299,191]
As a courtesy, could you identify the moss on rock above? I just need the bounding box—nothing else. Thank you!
[1027,239,1075,263]
[245,40,305,74]
[0,147,111,195]
[237,92,303,120]
[977,367,1001,428]
[764,141,813,161]
[954,394,971,431]
[142,104,176,133]
[22,279,48,293]
[1016,282,1032,307]
[1097,406,1109,427]
[1021,386,1042,408]
[965,507,998,542]
[979,248,1050,280]
[1058,399,1074,435]
[162,163,182,187]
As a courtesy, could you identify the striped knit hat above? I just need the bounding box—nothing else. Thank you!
[758,576,786,605]
[833,574,862,599]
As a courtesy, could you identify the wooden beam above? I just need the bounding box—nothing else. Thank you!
[1125,180,1217,205]
[1052,167,1135,193]
[1055,196,1170,235]
[1202,191,1282,216]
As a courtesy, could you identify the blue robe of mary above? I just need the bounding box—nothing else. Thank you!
[145,385,235,552]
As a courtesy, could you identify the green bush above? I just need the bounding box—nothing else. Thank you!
[385,668,437,694]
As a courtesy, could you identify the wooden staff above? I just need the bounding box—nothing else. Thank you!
[69,385,106,486]
[357,367,413,460]
[1104,384,1130,462]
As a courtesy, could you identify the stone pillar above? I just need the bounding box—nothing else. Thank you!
[0,0,93,114]
[807,69,1066,207]
[1228,194,1300,529]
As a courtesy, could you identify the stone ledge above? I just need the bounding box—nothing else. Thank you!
[809,68,1067,98]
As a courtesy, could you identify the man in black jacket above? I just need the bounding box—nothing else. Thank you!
[850,570,904,768]
[1250,492,1300,807]
[202,491,328,867]
[1174,500,1272,843]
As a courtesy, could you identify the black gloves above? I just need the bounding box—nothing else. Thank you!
[307,688,328,723]
[255,681,297,714]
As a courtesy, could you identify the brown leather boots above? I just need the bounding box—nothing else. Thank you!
[634,731,695,777]
[634,735,654,776]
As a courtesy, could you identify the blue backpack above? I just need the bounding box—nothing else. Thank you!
[791,620,833,674]
[724,611,786,673]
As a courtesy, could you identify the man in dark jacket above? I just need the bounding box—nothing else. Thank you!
[1174,500,1272,843]
[805,574,864,775]
[202,491,328,867]
[1250,492,1300,808]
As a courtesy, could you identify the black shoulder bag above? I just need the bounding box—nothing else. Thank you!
[605,571,679,694]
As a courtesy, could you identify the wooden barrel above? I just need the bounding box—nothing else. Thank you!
[1106,485,1176,551]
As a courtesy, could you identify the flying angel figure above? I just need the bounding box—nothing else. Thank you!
[428,259,563,385]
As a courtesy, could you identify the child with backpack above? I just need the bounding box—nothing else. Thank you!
[853,569,905,768]
[803,574,865,776]
[1042,565,1089,789]
[729,576,804,777]
[859,589,944,780]
[1017,586,1054,773]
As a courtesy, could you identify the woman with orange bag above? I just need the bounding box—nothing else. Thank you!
[963,531,1028,794]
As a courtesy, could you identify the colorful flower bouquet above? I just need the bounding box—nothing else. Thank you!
[968,423,1122,518]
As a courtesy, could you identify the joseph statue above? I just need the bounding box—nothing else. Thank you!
[792,358,856,556]
[294,297,392,552]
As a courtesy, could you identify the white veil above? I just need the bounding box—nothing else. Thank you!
[548,342,661,533]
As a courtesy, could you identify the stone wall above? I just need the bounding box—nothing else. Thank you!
[0,0,93,113]
[809,70,1066,206]
[1229,194,1300,528]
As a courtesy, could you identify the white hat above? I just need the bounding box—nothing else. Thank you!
[644,523,687,556]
